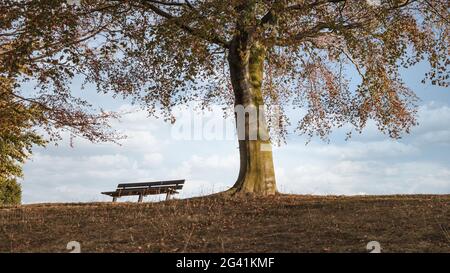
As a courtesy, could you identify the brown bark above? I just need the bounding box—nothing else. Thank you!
[227,35,277,195]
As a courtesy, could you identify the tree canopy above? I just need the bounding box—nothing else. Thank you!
[2,0,448,136]
[0,76,45,180]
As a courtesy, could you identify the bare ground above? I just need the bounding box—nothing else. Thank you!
[0,194,449,253]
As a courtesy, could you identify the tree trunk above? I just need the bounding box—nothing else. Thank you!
[227,37,277,195]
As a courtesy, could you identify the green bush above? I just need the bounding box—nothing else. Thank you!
[0,178,22,205]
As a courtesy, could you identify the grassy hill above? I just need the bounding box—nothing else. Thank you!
[0,194,449,252]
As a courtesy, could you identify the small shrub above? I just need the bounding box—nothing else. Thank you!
[0,178,22,205]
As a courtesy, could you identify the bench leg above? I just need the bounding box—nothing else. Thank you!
[138,194,143,203]
[112,197,117,202]
[165,192,171,201]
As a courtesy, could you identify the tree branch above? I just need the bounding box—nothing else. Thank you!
[139,0,229,48]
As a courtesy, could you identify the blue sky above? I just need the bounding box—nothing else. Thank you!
[21,62,450,203]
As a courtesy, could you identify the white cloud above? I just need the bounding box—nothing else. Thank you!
[22,102,450,203]
[277,160,450,195]
[409,103,450,144]
[295,140,419,160]
[142,153,164,166]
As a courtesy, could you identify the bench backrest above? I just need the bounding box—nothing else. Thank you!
[117,179,185,191]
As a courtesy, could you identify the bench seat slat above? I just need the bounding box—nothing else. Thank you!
[102,185,183,197]
[117,185,183,191]
[103,188,179,197]
[101,191,118,196]
[117,179,185,188]
[117,185,184,190]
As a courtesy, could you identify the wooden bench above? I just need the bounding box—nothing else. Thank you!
[101,179,185,202]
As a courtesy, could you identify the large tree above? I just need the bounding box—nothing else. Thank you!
[1,0,448,195]
[0,76,44,204]
[0,0,119,202]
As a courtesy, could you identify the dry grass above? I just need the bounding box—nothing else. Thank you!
[0,194,449,253]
